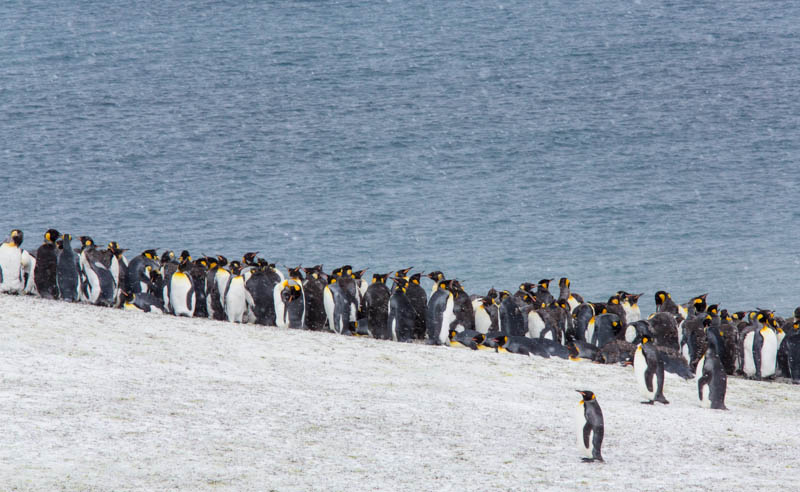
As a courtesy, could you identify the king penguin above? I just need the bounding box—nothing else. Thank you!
[405,272,428,340]
[169,255,195,317]
[0,229,24,294]
[78,236,116,306]
[323,268,359,335]
[362,273,391,339]
[302,265,328,331]
[34,229,61,299]
[742,311,778,380]
[697,333,728,410]
[575,390,604,462]
[387,277,415,342]
[425,278,451,345]
[56,234,80,302]
[224,261,249,323]
[634,336,670,404]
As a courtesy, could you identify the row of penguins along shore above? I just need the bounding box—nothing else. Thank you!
[3,229,800,399]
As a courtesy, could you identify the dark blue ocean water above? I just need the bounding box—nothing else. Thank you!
[2,0,799,314]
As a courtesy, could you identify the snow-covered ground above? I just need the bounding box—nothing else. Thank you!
[1,294,798,491]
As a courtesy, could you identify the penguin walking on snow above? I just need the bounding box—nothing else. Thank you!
[697,334,728,410]
[575,390,604,463]
[634,336,669,404]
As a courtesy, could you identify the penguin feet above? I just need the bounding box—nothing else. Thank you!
[581,457,604,463]
[655,396,670,404]
[641,400,654,405]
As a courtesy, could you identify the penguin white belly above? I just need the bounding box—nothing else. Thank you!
[681,342,691,365]
[586,318,596,345]
[629,305,641,323]
[474,304,491,334]
[0,243,23,293]
[528,312,545,338]
[80,254,102,304]
[696,355,711,408]
[110,256,121,301]
[760,328,778,378]
[677,320,685,347]
[440,294,456,345]
[225,276,247,323]
[21,250,36,294]
[567,296,579,312]
[273,280,288,328]
[215,270,231,310]
[624,324,637,343]
[575,404,592,458]
[323,285,336,332]
[634,345,655,400]
[742,332,756,377]
[169,272,194,317]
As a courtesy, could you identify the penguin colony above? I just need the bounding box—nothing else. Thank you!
[2,228,800,459]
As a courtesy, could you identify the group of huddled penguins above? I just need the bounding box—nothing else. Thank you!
[3,228,800,412]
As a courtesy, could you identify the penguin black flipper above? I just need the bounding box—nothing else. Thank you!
[753,329,764,380]
[644,365,654,394]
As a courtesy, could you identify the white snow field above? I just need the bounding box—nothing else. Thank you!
[1,294,798,491]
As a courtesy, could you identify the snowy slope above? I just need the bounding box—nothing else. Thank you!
[1,294,798,491]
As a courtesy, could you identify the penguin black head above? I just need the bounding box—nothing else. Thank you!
[654,291,670,305]
[608,294,621,305]
[160,250,175,264]
[142,249,158,261]
[371,273,388,284]
[8,229,23,246]
[702,314,713,328]
[556,299,569,311]
[409,272,423,284]
[691,294,708,312]
[576,390,596,402]
[426,271,444,282]
[287,266,304,280]
[499,290,511,301]
[336,265,353,278]
[353,268,368,280]
[391,277,409,293]
[229,260,243,276]
[216,255,228,268]
[706,304,719,316]
[44,229,60,244]
[242,252,260,266]
[472,333,486,345]
[179,250,191,262]
[641,336,651,345]
[480,296,494,308]
[56,238,64,249]
[303,265,323,279]
[559,277,570,289]
[492,335,508,347]
[395,267,413,278]
[79,236,95,249]
[487,287,498,299]
[629,293,643,306]
[538,279,553,290]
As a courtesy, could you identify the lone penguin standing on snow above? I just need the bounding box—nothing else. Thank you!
[575,390,604,463]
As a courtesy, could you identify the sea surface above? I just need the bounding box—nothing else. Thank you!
[2,0,799,314]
